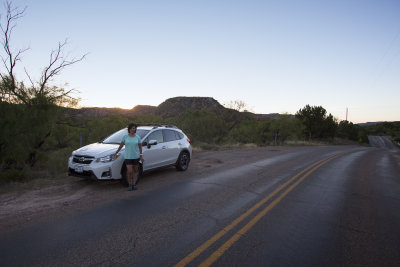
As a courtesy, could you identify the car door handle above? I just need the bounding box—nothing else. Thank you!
[162,146,167,149]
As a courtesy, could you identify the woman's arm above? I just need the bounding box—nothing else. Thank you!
[139,143,144,161]
[113,142,124,158]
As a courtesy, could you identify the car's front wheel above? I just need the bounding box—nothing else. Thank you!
[176,151,190,171]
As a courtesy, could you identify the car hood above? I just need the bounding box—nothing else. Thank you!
[73,143,122,158]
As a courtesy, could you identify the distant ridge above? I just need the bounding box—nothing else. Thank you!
[64,96,282,120]
[358,121,400,126]
[64,107,131,118]
[250,113,282,120]
[126,105,157,116]
[156,96,226,117]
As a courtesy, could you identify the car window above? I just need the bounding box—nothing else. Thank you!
[147,130,164,144]
[102,128,127,144]
[176,131,184,140]
[102,128,149,144]
[137,129,150,139]
[163,129,178,142]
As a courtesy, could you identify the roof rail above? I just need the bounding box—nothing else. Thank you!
[135,123,177,129]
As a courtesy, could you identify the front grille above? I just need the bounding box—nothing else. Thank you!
[73,155,94,164]
[68,168,96,179]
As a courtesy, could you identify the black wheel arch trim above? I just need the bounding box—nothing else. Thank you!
[176,149,191,165]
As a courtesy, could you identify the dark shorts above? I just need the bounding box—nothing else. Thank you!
[125,158,140,165]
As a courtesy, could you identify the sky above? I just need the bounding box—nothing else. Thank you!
[4,0,400,123]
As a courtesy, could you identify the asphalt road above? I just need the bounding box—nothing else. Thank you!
[1,138,400,266]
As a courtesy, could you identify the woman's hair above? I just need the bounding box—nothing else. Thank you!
[128,123,138,132]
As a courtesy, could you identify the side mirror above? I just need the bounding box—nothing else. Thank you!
[147,140,157,148]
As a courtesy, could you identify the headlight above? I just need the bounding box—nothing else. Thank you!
[96,153,120,163]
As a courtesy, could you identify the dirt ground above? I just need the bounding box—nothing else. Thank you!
[0,176,118,233]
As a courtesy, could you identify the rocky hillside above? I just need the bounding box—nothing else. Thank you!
[126,105,157,117]
[155,97,226,117]
[64,107,131,118]
[64,96,280,120]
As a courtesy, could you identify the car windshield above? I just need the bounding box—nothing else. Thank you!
[102,128,150,144]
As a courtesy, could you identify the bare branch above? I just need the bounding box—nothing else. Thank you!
[0,1,29,104]
[39,39,87,93]
[24,67,34,87]
[1,1,27,68]
[0,1,86,106]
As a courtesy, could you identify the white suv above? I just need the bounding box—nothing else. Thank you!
[68,124,192,185]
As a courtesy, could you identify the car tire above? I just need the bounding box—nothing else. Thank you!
[121,163,143,186]
[176,151,190,171]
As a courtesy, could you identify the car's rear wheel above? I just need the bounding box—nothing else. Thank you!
[176,151,190,171]
[121,163,143,186]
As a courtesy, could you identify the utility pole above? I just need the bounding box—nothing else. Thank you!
[346,107,348,121]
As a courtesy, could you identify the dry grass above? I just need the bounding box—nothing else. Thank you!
[0,172,67,194]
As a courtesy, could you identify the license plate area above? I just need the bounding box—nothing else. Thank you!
[75,166,84,173]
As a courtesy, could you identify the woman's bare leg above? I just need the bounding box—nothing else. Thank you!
[126,165,134,186]
[133,165,138,185]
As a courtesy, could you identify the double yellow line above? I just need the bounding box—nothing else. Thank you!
[176,153,341,267]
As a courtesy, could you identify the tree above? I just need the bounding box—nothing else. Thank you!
[270,114,303,144]
[337,120,358,141]
[178,110,227,144]
[295,105,337,140]
[0,2,86,105]
[323,114,338,140]
[0,1,86,180]
[230,119,263,144]
[224,99,251,112]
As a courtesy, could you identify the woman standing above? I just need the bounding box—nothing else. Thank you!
[114,123,144,191]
